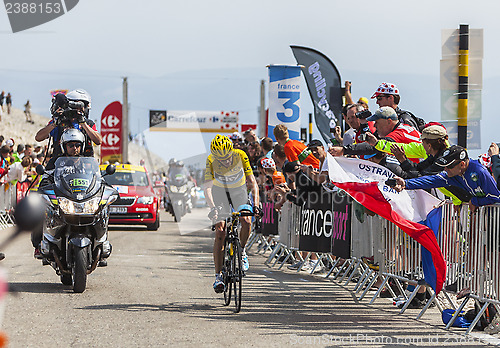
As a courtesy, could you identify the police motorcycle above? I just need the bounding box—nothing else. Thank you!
[37,132,119,293]
[164,161,194,222]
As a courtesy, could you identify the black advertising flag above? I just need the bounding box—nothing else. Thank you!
[290,45,343,144]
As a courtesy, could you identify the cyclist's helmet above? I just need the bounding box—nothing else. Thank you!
[210,134,233,159]
[60,128,85,154]
[66,89,91,117]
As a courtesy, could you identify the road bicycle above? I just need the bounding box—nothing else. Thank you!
[216,209,255,313]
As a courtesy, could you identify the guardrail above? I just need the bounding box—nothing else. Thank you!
[248,188,500,335]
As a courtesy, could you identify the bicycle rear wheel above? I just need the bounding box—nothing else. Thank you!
[223,238,232,306]
[232,240,243,313]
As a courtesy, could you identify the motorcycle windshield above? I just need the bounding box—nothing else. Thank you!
[169,167,188,186]
[54,157,102,201]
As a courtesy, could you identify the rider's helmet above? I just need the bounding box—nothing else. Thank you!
[66,89,91,117]
[210,134,233,160]
[60,128,85,154]
[169,158,177,166]
[176,160,185,167]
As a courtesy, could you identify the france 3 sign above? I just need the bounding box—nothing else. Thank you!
[101,101,123,164]
[268,65,302,141]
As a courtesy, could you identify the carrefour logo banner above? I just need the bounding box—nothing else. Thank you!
[268,65,302,141]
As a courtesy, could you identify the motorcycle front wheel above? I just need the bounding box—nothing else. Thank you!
[60,273,72,286]
[73,246,88,293]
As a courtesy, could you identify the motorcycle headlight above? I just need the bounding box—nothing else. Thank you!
[169,186,178,193]
[137,196,154,205]
[178,185,188,193]
[58,197,100,215]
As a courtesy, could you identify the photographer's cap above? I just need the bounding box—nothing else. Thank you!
[367,107,398,121]
[307,139,323,149]
[435,145,468,167]
[420,125,447,140]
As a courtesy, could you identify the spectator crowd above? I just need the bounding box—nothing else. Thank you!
[220,82,500,323]
[0,134,47,187]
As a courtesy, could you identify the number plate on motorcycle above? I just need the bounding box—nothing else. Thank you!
[110,207,127,214]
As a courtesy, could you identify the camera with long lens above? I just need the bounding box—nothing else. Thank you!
[355,110,371,119]
[52,97,86,125]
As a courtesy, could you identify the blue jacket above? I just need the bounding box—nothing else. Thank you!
[405,159,500,206]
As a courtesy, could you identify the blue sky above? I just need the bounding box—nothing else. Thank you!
[1,0,499,161]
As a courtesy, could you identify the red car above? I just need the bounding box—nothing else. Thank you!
[100,164,160,230]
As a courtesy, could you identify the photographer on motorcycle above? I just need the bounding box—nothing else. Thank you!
[35,89,102,171]
[33,128,111,267]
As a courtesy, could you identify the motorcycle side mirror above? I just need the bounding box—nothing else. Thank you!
[104,164,116,176]
[35,164,45,175]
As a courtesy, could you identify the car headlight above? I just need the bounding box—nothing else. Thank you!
[137,196,154,205]
[58,197,100,215]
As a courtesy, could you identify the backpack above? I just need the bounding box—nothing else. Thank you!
[396,109,426,132]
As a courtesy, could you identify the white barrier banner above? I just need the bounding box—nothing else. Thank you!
[326,154,441,222]
[268,65,301,141]
[149,110,239,133]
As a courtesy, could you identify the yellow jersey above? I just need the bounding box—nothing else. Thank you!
[204,149,253,189]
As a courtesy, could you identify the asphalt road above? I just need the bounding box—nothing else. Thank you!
[1,209,499,347]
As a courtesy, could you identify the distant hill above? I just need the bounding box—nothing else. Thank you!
[0,107,169,173]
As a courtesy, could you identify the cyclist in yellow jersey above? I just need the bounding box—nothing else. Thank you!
[204,134,260,293]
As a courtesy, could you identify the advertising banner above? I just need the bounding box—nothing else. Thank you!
[299,190,351,257]
[291,46,343,143]
[262,201,279,236]
[267,65,302,141]
[149,110,167,128]
[149,111,239,133]
[101,101,123,164]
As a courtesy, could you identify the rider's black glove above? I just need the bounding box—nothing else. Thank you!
[76,112,86,124]
[254,206,263,218]
[208,207,218,220]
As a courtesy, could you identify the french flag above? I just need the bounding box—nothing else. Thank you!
[327,155,446,294]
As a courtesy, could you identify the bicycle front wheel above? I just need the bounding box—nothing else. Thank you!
[223,238,232,306]
[232,240,243,313]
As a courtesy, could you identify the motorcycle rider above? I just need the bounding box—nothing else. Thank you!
[34,128,112,267]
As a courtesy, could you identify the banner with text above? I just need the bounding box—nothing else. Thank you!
[267,65,301,141]
[291,46,343,144]
[101,101,123,164]
[299,189,351,257]
[149,111,239,133]
[262,201,279,236]
[327,155,446,293]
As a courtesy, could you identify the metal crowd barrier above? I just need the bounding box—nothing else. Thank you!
[250,191,500,335]
[0,183,16,229]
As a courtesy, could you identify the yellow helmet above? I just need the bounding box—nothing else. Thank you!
[210,134,233,159]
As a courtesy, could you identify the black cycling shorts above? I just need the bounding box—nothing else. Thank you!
[212,185,249,215]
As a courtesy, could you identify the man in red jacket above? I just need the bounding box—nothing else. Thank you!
[328,107,421,161]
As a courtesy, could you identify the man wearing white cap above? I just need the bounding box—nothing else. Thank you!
[371,82,425,131]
